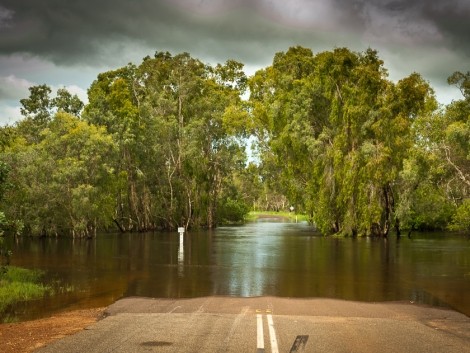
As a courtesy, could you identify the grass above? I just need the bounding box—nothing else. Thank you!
[246,211,309,222]
[0,266,51,315]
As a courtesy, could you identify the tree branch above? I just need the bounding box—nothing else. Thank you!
[443,145,470,188]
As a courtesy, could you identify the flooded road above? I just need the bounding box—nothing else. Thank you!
[4,220,470,321]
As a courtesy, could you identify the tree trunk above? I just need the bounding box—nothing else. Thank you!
[395,217,401,238]
[113,219,125,233]
[381,183,396,237]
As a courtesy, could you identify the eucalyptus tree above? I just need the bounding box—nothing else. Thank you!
[0,127,14,236]
[136,53,249,229]
[53,88,85,116]
[439,71,470,232]
[250,46,437,236]
[20,85,84,119]
[83,65,146,231]
[393,72,470,234]
[84,52,249,230]
[18,85,84,143]
[395,144,455,233]
[233,162,264,211]
[249,46,317,215]
[2,113,117,237]
[0,161,9,235]
[445,72,470,190]
[0,160,9,266]
[19,84,53,124]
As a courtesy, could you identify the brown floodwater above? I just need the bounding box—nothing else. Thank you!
[3,220,470,322]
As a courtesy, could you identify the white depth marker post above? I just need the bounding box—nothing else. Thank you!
[177,227,184,277]
[178,227,185,245]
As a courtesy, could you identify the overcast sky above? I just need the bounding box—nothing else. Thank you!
[1,0,469,125]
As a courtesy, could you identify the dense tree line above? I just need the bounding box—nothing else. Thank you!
[250,46,470,236]
[1,53,249,236]
[0,47,468,237]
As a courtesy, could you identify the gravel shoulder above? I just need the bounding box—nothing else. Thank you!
[0,307,105,353]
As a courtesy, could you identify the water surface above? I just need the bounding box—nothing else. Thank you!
[4,220,470,321]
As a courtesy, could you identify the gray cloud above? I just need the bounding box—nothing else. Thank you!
[0,74,30,100]
[325,0,470,93]
[0,5,13,28]
[0,0,468,116]
[0,0,285,66]
[1,0,468,66]
[342,0,470,51]
[422,1,470,53]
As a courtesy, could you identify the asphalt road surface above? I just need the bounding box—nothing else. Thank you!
[36,297,470,353]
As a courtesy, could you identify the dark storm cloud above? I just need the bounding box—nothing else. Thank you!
[422,1,470,52]
[0,1,184,64]
[0,0,297,67]
[327,0,470,86]
[0,0,467,123]
[334,0,470,49]
[0,0,468,68]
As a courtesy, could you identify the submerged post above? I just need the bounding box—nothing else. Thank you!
[178,227,184,243]
[177,227,185,277]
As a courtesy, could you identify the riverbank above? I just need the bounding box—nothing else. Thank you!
[0,307,105,353]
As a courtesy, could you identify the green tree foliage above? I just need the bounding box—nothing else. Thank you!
[448,71,470,99]
[450,199,470,233]
[3,48,469,236]
[2,113,117,237]
[250,46,437,236]
[0,129,12,268]
[444,72,470,190]
[53,88,85,116]
[18,85,84,143]
[20,84,53,125]
[84,52,249,231]
[437,71,470,232]
[0,127,13,237]
[20,85,84,121]
[398,71,469,234]
[396,149,455,232]
[0,162,9,239]
[0,161,9,204]
[233,162,263,211]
